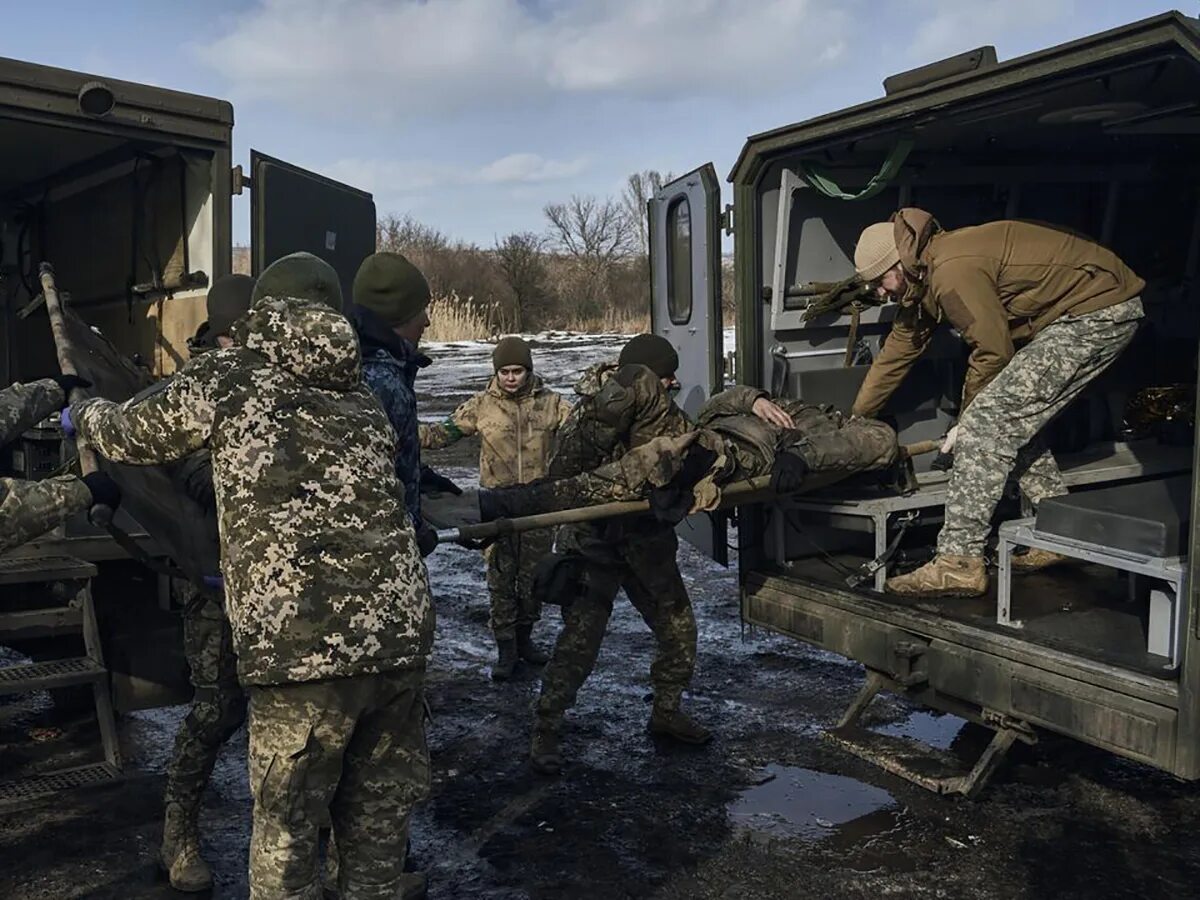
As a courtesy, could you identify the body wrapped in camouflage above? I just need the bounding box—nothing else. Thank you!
[0,379,91,554]
[73,293,434,686]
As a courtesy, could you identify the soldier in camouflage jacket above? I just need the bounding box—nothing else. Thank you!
[71,253,433,900]
[0,377,115,554]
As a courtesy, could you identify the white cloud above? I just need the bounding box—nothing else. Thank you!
[325,152,588,194]
[197,0,855,117]
[906,0,1077,62]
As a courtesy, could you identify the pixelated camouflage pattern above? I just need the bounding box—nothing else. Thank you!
[938,297,1143,557]
[163,586,246,812]
[74,293,434,686]
[247,669,429,900]
[0,379,91,554]
[485,528,552,640]
[420,374,571,488]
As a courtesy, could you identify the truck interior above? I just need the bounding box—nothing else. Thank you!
[744,14,1200,687]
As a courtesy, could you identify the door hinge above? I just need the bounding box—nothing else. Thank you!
[721,204,734,236]
[231,165,253,196]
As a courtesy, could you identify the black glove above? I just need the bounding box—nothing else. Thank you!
[52,374,91,401]
[420,464,464,496]
[769,451,809,495]
[416,523,439,558]
[82,472,121,510]
[930,451,954,472]
[178,451,216,513]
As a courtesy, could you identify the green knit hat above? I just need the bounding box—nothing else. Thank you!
[352,252,431,325]
[206,273,255,337]
[493,336,533,372]
[253,252,343,311]
[618,334,679,378]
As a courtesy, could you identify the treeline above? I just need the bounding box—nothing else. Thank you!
[376,171,734,337]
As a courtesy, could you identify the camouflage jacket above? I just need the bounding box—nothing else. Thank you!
[352,304,430,527]
[74,295,434,687]
[697,386,899,478]
[420,374,571,488]
[0,380,91,555]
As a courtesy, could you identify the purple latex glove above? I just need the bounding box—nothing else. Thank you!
[60,407,76,438]
[202,575,224,591]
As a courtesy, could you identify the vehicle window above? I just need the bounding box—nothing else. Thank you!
[666,195,692,325]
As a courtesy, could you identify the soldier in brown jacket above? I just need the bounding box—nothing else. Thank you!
[852,208,1144,597]
[421,337,570,679]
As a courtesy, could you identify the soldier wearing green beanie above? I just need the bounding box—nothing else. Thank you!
[350,252,439,553]
[187,273,256,356]
[422,335,569,679]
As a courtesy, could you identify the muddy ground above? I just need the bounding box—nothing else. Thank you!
[3,334,1200,899]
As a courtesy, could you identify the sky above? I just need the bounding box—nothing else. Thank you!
[4,0,1190,246]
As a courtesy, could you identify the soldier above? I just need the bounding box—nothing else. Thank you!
[158,273,255,893]
[67,253,434,900]
[421,336,570,679]
[527,334,792,775]
[0,375,119,554]
[851,208,1145,597]
[349,252,441,557]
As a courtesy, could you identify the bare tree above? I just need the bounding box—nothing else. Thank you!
[622,170,674,254]
[544,195,636,277]
[494,232,548,332]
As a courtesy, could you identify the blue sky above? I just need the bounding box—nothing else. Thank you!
[7,1,1188,246]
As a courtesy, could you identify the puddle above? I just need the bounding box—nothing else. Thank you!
[878,710,967,750]
[729,765,899,841]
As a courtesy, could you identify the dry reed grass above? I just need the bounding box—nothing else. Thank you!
[424,292,497,342]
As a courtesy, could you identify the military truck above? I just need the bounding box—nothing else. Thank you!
[0,59,378,724]
[648,11,1200,793]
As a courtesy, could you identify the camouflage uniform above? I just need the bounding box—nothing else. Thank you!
[73,259,434,900]
[352,303,430,528]
[0,379,91,554]
[535,362,698,725]
[421,374,570,640]
[938,297,1144,556]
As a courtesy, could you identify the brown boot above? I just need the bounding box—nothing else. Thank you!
[530,717,563,775]
[491,639,518,681]
[649,706,713,745]
[1012,548,1071,574]
[160,801,213,893]
[517,624,549,665]
[885,555,987,598]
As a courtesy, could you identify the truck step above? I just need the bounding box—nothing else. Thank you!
[0,657,105,696]
[0,762,121,809]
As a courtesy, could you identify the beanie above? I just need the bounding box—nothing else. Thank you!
[352,252,431,326]
[493,336,533,372]
[253,252,343,312]
[854,222,901,282]
[618,334,679,378]
[206,273,255,337]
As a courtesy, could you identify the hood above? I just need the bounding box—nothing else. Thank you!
[486,372,545,401]
[573,362,618,398]
[891,207,941,280]
[350,304,431,371]
[241,295,362,390]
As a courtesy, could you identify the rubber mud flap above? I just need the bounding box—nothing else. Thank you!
[1035,475,1191,556]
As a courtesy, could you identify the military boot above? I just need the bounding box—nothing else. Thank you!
[1012,548,1071,574]
[516,624,549,665]
[649,706,713,745]
[491,639,518,681]
[530,717,564,775]
[160,801,213,893]
[885,555,987,598]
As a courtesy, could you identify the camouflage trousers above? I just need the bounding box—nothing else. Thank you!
[485,529,550,641]
[163,588,246,812]
[247,667,430,900]
[535,526,696,722]
[938,297,1144,557]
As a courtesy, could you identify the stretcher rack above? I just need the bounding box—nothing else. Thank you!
[781,441,1194,591]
